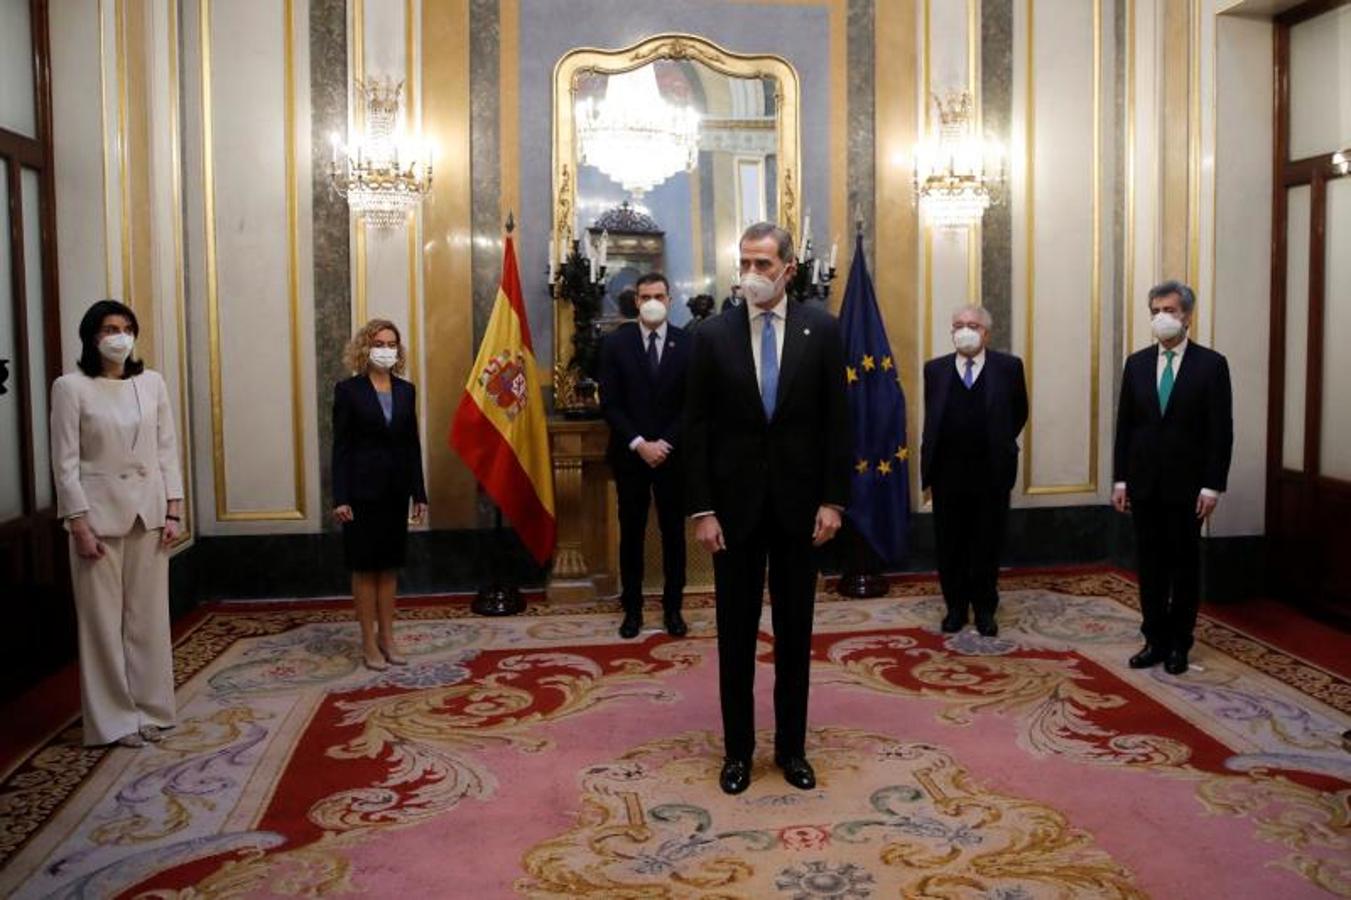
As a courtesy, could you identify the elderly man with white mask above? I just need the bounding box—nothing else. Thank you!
[921,305,1028,638]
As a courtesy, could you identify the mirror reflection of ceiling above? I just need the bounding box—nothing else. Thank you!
[575,59,781,320]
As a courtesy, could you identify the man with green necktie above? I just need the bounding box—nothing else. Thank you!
[1112,280,1233,675]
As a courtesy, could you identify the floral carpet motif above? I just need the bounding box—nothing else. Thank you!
[0,572,1346,898]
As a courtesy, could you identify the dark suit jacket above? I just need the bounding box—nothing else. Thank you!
[684,301,852,543]
[921,350,1028,492]
[598,321,690,470]
[331,374,428,507]
[1113,341,1232,501]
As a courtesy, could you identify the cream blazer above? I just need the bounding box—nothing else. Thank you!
[51,370,185,537]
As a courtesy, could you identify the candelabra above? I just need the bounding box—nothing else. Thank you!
[548,232,609,417]
[786,237,839,306]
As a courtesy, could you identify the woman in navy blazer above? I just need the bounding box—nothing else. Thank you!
[332,319,427,670]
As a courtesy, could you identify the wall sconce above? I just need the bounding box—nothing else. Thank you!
[913,90,1006,228]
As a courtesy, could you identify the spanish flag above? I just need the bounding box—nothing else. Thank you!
[450,234,556,564]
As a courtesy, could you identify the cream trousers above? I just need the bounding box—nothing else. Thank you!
[69,520,175,745]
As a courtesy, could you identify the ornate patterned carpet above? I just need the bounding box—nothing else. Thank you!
[0,571,1347,898]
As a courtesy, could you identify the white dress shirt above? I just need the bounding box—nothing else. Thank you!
[954,349,986,386]
[628,321,670,451]
[1114,338,1219,499]
[750,295,788,392]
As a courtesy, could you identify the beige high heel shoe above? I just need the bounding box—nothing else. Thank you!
[379,639,408,666]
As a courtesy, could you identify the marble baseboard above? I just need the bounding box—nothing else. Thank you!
[169,510,1265,606]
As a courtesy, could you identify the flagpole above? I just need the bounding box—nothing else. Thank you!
[837,217,894,600]
[471,212,528,617]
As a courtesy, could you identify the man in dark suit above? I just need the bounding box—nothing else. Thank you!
[685,222,852,795]
[599,272,691,639]
[921,305,1028,638]
[1113,280,1232,675]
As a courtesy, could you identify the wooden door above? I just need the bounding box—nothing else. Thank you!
[0,0,72,701]
[1267,0,1351,623]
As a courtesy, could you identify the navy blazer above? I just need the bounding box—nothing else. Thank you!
[684,301,852,542]
[598,321,691,468]
[331,374,428,507]
[1113,341,1232,501]
[920,350,1029,492]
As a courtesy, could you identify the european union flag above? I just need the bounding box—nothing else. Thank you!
[839,234,909,565]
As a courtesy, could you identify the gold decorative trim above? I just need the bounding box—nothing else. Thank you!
[921,0,983,363]
[98,0,114,297]
[552,33,800,372]
[1022,0,1102,495]
[351,0,366,326]
[115,0,131,308]
[420,0,476,528]
[1124,0,1136,360]
[167,0,194,547]
[405,0,421,387]
[200,0,306,521]
[500,0,519,228]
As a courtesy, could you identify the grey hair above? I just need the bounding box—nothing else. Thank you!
[951,304,994,330]
[740,222,795,262]
[1147,280,1196,314]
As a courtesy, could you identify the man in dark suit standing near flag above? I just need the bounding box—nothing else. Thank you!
[599,272,690,639]
[921,305,1027,638]
[1112,280,1232,675]
[839,233,910,569]
[685,222,851,795]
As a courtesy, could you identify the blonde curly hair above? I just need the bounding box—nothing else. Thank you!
[343,318,407,375]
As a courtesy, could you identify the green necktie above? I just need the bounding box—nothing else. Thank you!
[1158,349,1176,413]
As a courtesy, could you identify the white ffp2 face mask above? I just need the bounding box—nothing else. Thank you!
[740,269,786,308]
[369,347,399,370]
[638,299,668,326]
[98,333,135,364]
[1150,312,1185,342]
[952,326,982,355]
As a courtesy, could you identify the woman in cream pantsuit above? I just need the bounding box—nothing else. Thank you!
[51,300,185,748]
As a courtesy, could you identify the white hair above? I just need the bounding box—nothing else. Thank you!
[951,304,993,330]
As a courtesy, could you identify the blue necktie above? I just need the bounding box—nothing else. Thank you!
[963,357,975,389]
[760,312,778,419]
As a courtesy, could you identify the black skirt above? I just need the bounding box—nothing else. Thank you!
[342,498,410,571]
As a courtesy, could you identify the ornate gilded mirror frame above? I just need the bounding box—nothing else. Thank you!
[551,33,802,377]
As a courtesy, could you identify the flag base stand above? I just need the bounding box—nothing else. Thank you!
[471,506,525,616]
[472,584,525,616]
[836,526,889,599]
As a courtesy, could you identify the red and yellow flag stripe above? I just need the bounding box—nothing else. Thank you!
[450,236,556,564]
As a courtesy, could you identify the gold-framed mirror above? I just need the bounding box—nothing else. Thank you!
[551,33,801,374]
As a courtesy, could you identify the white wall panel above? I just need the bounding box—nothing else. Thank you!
[1320,177,1351,481]
[21,168,51,511]
[1289,5,1351,162]
[1282,184,1309,472]
[50,0,110,369]
[1208,12,1271,537]
[193,0,316,528]
[1017,0,1105,494]
[0,0,36,137]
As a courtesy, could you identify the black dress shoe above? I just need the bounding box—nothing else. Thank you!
[975,614,998,637]
[1163,649,1189,675]
[618,612,642,639]
[775,755,816,790]
[663,610,688,637]
[1128,644,1167,669]
[719,758,751,795]
[940,610,967,633]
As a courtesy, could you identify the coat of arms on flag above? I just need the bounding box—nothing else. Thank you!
[478,350,529,418]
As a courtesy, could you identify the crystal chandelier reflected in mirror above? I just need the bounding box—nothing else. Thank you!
[913,91,1005,228]
[575,65,701,197]
[329,78,433,229]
